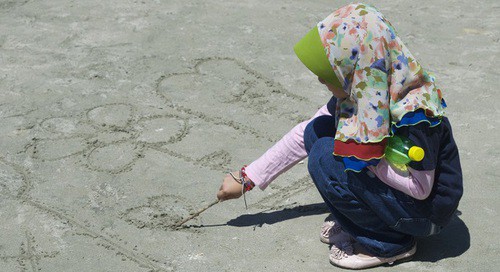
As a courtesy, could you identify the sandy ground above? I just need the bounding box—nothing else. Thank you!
[0,0,498,271]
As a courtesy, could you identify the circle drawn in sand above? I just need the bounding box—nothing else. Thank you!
[40,117,78,134]
[137,117,188,144]
[87,104,133,127]
[121,195,193,230]
[87,142,140,173]
[34,137,87,160]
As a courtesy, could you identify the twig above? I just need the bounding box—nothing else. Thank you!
[173,199,220,229]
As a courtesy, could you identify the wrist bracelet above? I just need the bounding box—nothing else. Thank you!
[240,166,255,192]
[228,165,255,210]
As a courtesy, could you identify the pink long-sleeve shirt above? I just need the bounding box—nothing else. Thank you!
[245,104,434,200]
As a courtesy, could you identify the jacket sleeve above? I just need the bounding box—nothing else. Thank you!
[368,159,435,200]
[245,105,332,190]
[368,121,441,199]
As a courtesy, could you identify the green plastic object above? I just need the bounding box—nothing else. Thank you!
[293,27,342,88]
[385,135,425,165]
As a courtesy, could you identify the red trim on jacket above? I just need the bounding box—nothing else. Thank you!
[333,138,387,160]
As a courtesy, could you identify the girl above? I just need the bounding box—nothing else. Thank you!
[217,3,463,269]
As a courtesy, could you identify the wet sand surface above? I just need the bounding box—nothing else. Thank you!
[0,0,498,271]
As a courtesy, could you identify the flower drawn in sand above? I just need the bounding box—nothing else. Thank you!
[30,103,191,174]
[156,57,310,125]
[120,194,194,230]
[28,57,307,175]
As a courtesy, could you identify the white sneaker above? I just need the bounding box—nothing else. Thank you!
[329,240,417,269]
[320,220,352,245]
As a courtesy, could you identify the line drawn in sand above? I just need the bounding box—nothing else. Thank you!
[1,154,173,271]
[0,230,58,272]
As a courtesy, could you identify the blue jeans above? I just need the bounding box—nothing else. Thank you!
[304,115,440,257]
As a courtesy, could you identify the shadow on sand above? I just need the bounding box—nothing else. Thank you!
[227,205,470,262]
[226,202,330,228]
[414,211,470,262]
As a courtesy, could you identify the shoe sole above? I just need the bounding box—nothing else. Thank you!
[329,244,416,270]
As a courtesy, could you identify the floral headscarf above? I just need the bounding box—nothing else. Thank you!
[317,3,446,170]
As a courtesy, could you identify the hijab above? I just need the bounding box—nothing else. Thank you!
[317,3,446,170]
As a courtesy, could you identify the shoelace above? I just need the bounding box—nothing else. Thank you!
[330,241,354,260]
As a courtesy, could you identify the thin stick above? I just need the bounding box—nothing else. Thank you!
[173,199,220,229]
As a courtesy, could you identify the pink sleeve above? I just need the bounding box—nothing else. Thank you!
[367,159,435,200]
[245,105,332,190]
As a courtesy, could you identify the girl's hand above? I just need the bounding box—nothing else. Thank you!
[217,171,243,201]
